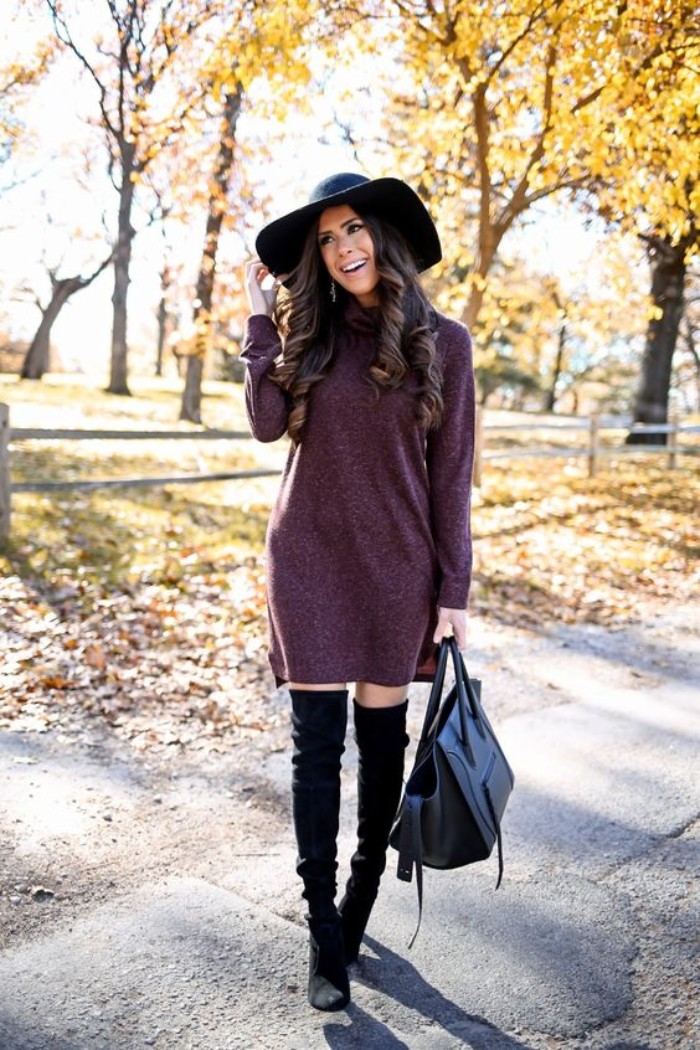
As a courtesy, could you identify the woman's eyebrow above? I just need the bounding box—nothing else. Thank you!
[318,217,361,237]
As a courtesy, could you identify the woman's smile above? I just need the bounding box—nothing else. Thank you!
[340,259,367,274]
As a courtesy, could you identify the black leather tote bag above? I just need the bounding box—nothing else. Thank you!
[390,637,514,945]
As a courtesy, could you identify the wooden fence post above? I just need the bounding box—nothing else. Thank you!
[588,414,600,477]
[0,404,9,544]
[473,405,483,487]
[668,414,678,470]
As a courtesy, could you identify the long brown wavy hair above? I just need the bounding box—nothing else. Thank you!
[270,211,444,447]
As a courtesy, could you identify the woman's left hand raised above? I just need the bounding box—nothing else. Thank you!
[433,606,467,649]
[245,258,287,318]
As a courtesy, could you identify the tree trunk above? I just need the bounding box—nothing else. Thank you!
[155,263,170,378]
[680,316,700,411]
[180,85,242,423]
[108,141,136,395]
[181,354,205,422]
[20,276,87,379]
[627,235,686,445]
[543,321,566,412]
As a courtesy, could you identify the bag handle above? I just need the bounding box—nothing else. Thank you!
[449,637,487,744]
[445,637,474,751]
[416,636,451,747]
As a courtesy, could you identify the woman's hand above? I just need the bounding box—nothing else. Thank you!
[245,258,286,318]
[433,606,467,649]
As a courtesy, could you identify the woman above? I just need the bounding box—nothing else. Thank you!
[241,173,475,1012]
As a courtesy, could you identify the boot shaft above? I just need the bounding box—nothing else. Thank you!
[290,688,348,921]
[350,699,409,887]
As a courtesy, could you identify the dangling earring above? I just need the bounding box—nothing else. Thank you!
[330,279,337,304]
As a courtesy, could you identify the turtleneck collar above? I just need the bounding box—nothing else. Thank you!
[343,296,380,335]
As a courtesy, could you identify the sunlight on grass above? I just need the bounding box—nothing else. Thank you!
[472,461,699,625]
[9,441,260,485]
[4,481,270,599]
[0,373,249,430]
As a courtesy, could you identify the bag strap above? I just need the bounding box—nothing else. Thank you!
[397,788,503,950]
[484,784,505,889]
[449,636,485,739]
[417,637,451,744]
[396,792,424,948]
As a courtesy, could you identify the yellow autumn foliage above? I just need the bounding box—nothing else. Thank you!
[0,33,54,156]
[345,0,698,324]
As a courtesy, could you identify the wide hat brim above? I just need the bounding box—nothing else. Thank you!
[255,175,442,279]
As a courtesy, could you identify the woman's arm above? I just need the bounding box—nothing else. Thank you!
[240,259,290,443]
[426,319,476,644]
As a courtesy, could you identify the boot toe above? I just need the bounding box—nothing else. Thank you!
[308,922,351,1012]
[308,973,351,1011]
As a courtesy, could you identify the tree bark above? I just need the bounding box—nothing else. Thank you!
[155,263,170,378]
[20,250,113,380]
[20,276,87,379]
[543,321,567,412]
[180,85,242,423]
[108,140,136,395]
[627,235,687,445]
[679,315,700,411]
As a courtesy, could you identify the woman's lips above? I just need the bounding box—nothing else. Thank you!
[340,259,367,277]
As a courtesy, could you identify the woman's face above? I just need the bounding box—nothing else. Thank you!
[317,205,380,307]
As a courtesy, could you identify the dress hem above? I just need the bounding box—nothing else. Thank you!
[271,652,438,690]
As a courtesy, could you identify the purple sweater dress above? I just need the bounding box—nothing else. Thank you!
[240,298,475,687]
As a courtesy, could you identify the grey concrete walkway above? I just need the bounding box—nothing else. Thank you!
[1,610,698,1049]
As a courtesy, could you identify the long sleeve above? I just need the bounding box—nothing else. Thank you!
[425,319,475,609]
[240,315,290,443]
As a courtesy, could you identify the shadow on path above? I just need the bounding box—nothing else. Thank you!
[322,936,536,1049]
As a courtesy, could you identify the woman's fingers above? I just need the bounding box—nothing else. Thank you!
[433,607,467,649]
[246,259,268,284]
[433,608,451,644]
[245,258,279,316]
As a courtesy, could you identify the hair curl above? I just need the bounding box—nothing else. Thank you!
[269,211,443,447]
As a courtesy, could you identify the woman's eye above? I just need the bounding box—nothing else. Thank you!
[319,234,333,247]
[348,223,363,234]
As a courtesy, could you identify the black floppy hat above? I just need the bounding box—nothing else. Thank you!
[255,173,442,279]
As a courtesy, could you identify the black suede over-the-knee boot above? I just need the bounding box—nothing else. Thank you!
[290,688,350,1011]
[338,699,408,964]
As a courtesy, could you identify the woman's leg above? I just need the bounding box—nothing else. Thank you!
[355,682,408,707]
[289,683,350,1011]
[339,681,410,964]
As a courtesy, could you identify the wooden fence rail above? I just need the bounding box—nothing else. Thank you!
[1,402,698,542]
[472,410,699,485]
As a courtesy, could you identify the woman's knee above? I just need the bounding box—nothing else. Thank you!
[355,682,409,708]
